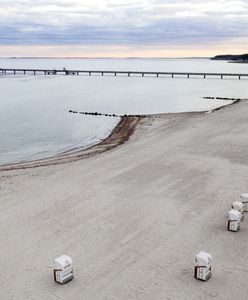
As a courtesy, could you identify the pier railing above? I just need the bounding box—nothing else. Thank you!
[1,68,248,80]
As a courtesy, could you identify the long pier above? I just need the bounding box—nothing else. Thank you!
[1,68,248,80]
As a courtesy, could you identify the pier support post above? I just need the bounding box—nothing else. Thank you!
[142,73,144,77]
[187,74,189,78]
[221,75,223,79]
[172,74,174,78]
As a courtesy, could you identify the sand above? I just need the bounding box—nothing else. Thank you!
[0,101,248,300]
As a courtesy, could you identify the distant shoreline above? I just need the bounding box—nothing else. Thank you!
[211,53,248,63]
[0,57,211,60]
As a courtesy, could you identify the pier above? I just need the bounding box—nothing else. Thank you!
[0,68,248,80]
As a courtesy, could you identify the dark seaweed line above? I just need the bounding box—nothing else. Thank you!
[68,110,148,118]
[203,96,248,101]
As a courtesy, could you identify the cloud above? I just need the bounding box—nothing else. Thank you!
[0,0,247,49]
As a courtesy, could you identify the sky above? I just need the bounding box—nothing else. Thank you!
[0,0,247,57]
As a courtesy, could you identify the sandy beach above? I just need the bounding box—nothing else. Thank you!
[1,100,248,300]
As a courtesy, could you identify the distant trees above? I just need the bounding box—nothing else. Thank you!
[211,54,248,61]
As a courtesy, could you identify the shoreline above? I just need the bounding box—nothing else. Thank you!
[0,116,141,172]
[0,101,238,172]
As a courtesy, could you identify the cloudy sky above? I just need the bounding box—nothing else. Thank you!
[0,0,247,57]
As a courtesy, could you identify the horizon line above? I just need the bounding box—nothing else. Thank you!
[0,56,211,59]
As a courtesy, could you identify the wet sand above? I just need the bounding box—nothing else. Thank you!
[0,100,248,299]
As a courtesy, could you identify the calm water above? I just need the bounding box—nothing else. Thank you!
[0,58,247,165]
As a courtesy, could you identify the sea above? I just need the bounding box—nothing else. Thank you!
[0,58,247,165]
